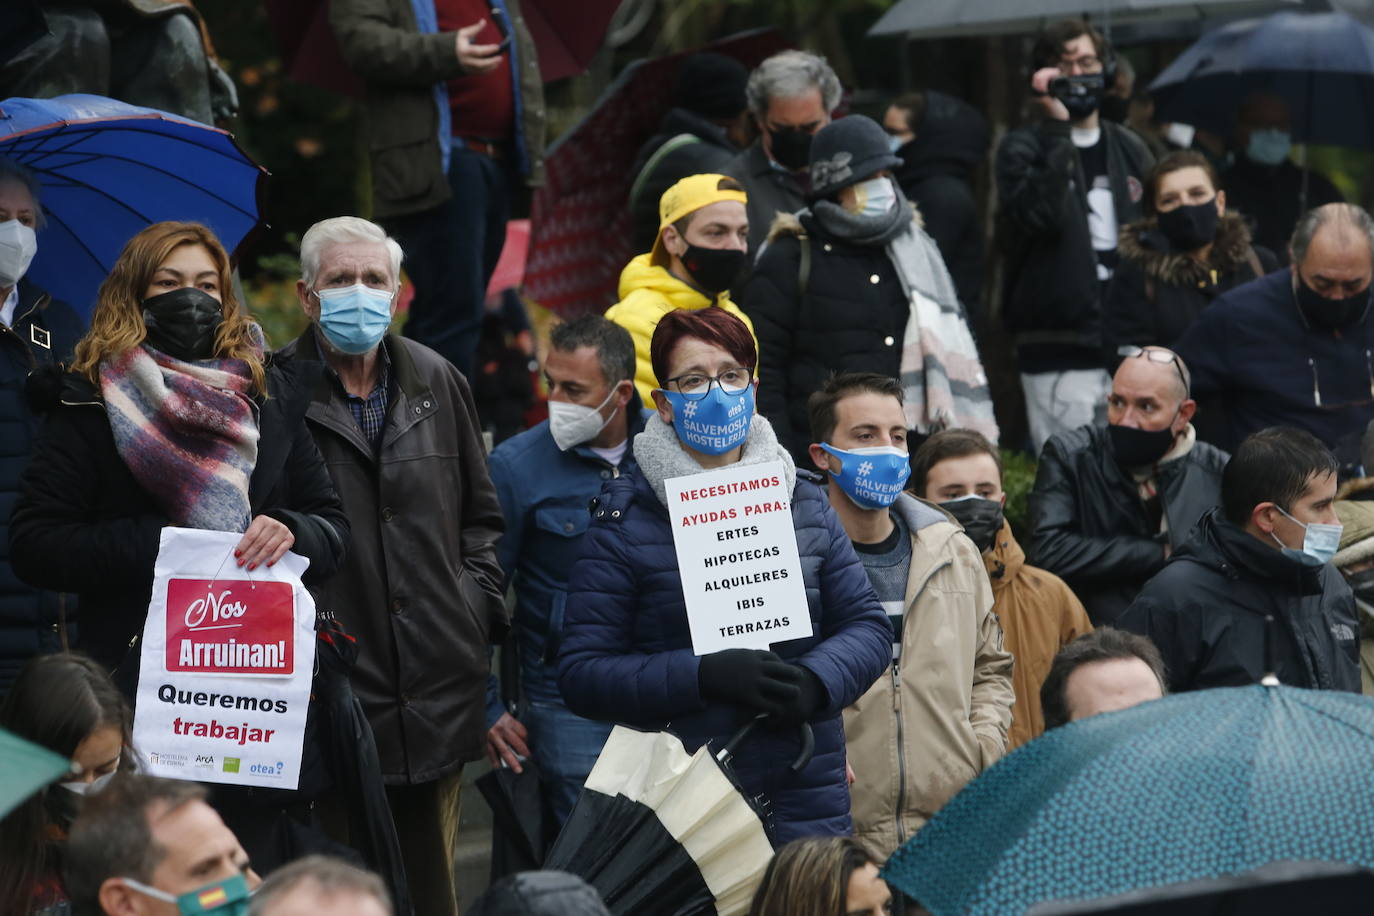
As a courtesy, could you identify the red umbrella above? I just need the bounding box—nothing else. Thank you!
[263,0,621,94]
[523,29,792,317]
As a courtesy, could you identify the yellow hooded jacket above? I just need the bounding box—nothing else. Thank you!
[604,254,758,406]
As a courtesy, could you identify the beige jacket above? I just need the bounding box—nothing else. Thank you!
[844,495,1015,859]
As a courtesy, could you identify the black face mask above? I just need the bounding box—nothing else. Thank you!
[1157,199,1220,252]
[767,126,813,172]
[681,244,749,296]
[1348,567,1374,605]
[142,287,224,362]
[1099,93,1130,124]
[1108,421,1177,468]
[1294,275,1372,331]
[940,496,1005,553]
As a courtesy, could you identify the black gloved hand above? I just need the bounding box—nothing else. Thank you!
[698,649,802,715]
[773,665,827,724]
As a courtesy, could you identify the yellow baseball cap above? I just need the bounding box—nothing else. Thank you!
[650,173,748,265]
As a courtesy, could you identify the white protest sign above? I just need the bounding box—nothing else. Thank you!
[133,527,315,790]
[665,460,812,654]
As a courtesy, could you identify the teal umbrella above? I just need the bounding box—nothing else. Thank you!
[0,727,73,820]
[883,685,1374,915]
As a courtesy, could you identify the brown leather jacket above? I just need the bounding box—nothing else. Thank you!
[984,521,1092,750]
[278,331,506,784]
[330,0,546,220]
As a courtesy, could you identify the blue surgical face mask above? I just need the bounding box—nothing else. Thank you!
[820,443,911,510]
[315,283,394,355]
[1270,504,1342,566]
[659,384,754,455]
[887,134,904,153]
[122,872,252,915]
[846,177,898,219]
[1247,128,1292,167]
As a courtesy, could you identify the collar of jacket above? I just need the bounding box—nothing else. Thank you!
[1188,508,1325,595]
[743,139,805,188]
[890,493,964,598]
[983,519,1025,588]
[1118,211,1256,287]
[616,253,732,309]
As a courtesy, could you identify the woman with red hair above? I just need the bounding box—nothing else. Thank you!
[558,307,891,845]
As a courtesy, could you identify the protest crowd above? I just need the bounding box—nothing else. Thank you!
[7,1,1374,914]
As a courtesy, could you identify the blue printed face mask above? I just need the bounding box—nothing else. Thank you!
[659,383,755,455]
[820,444,911,510]
[315,283,394,355]
[1270,504,1342,567]
[1247,128,1292,167]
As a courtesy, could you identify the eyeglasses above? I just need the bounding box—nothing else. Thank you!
[665,367,752,401]
[1309,351,1374,411]
[1119,346,1190,397]
[1059,54,1102,75]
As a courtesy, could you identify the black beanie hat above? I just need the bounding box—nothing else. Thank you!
[671,53,749,121]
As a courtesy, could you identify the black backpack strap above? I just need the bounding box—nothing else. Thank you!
[797,231,811,298]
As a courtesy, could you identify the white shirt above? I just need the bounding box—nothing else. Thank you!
[1,285,16,328]
[590,439,629,467]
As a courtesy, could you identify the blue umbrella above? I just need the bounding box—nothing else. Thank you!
[882,684,1374,916]
[1149,11,1374,148]
[0,94,268,317]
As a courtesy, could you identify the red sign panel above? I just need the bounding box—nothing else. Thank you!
[165,579,294,675]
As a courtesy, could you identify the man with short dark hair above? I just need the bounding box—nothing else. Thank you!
[1030,345,1228,624]
[485,315,641,825]
[250,855,391,916]
[912,429,1092,748]
[1040,628,1167,730]
[1177,203,1374,453]
[808,373,1013,857]
[996,19,1154,451]
[1120,427,1360,692]
[65,773,260,916]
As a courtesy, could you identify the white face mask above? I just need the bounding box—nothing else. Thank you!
[846,177,897,219]
[548,385,619,451]
[60,769,117,796]
[0,220,37,288]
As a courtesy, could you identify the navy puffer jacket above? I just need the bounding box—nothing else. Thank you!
[558,466,892,845]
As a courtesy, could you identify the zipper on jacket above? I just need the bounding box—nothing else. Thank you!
[891,660,907,845]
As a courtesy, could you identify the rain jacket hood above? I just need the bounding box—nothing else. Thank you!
[894,90,990,186]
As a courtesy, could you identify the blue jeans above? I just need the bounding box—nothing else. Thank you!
[382,143,510,378]
[523,699,613,827]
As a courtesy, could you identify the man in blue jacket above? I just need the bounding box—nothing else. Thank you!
[486,315,642,825]
[1177,203,1374,454]
[0,158,83,693]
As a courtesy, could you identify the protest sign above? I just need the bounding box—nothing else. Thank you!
[133,527,315,790]
[665,460,812,654]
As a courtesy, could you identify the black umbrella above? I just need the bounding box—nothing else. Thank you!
[1028,860,1374,915]
[477,758,554,880]
[543,719,807,916]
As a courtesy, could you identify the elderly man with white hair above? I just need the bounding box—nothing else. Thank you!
[277,216,505,916]
[725,49,842,253]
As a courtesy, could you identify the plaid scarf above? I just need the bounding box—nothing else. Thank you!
[100,344,260,532]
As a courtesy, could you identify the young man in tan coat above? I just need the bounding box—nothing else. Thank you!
[912,429,1093,749]
[807,373,1014,858]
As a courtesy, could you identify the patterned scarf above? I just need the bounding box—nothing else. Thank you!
[100,345,260,532]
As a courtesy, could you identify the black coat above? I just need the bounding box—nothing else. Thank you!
[893,91,989,316]
[737,211,910,463]
[8,357,350,669]
[1221,155,1344,264]
[1174,269,1374,453]
[1119,508,1360,693]
[628,107,739,253]
[0,280,83,691]
[995,120,1153,372]
[1028,423,1229,625]
[1104,211,1278,356]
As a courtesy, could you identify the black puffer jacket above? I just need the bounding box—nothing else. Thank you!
[737,211,910,463]
[628,107,739,253]
[1028,423,1228,625]
[0,281,84,692]
[894,91,989,317]
[8,357,349,669]
[1119,508,1360,693]
[995,120,1153,371]
[1104,211,1277,357]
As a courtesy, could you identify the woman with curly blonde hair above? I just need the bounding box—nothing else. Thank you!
[10,220,349,672]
